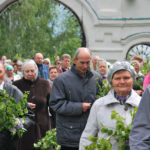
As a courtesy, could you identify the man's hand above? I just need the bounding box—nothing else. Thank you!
[28,102,36,109]
[82,103,91,112]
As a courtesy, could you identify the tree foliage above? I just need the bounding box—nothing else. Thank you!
[0,0,82,61]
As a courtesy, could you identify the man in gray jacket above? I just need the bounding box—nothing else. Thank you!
[50,47,101,150]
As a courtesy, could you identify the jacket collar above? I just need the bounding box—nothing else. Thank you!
[104,89,140,107]
[71,64,93,79]
[23,77,39,84]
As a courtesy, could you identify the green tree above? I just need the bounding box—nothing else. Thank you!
[0,0,82,61]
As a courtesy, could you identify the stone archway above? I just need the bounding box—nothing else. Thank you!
[1,0,150,62]
[57,2,86,47]
[57,0,150,62]
[0,0,18,13]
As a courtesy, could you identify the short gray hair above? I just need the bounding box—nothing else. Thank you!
[74,47,91,59]
[96,59,108,73]
[22,59,38,80]
[107,61,136,84]
[61,54,71,60]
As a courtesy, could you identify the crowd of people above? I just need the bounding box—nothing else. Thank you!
[0,48,150,150]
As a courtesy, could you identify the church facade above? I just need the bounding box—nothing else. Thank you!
[1,0,150,62]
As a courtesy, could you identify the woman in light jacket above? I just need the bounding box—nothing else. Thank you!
[79,61,141,150]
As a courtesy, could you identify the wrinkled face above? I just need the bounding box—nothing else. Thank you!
[61,58,71,69]
[0,64,5,82]
[73,55,91,75]
[99,62,107,75]
[34,54,43,65]
[49,68,59,81]
[112,70,133,96]
[24,64,36,81]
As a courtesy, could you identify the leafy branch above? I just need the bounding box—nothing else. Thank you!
[0,90,28,137]
[84,107,137,150]
[96,80,112,98]
[141,57,150,75]
[34,128,61,150]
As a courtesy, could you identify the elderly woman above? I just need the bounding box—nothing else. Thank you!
[96,59,108,80]
[131,60,144,96]
[79,61,141,150]
[13,59,51,150]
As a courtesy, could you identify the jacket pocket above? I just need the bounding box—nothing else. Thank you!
[58,122,81,145]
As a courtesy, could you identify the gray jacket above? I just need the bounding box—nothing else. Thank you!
[49,64,100,147]
[130,85,150,150]
[4,82,23,101]
[0,82,35,150]
[0,82,23,150]
[80,89,141,150]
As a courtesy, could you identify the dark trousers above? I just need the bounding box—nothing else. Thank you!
[61,146,79,150]
[0,131,18,150]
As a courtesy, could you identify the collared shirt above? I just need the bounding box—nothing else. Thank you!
[102,75,106,80]
[37,64,49,80]
[0,81,4,90]
[114,91,131,105]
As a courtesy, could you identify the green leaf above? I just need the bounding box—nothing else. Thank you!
[89,136,98,143]
[101,128,108,133]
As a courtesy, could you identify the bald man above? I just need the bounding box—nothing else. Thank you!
[34,53,49,80]
[50,47,101,150]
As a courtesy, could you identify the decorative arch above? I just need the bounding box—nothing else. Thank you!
[0,0,18,13]
[1,0,150,62]
[126,42,150,61]
[0,0,86,47]
[56,0,86,47]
